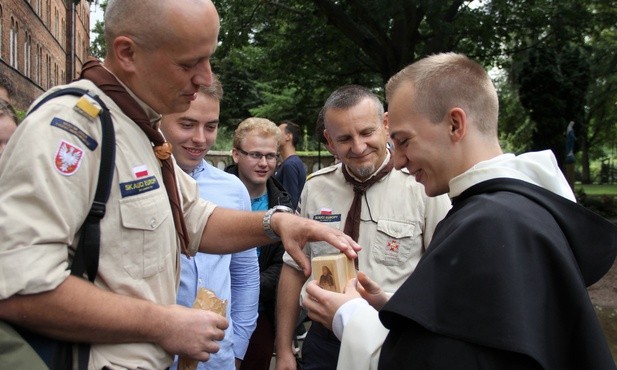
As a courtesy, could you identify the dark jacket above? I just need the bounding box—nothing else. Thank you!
[379,178,617,370]
[225,164,293,324]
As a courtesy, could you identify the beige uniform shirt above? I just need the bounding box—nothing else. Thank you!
[283,153,451,294]
[0,79,215,369]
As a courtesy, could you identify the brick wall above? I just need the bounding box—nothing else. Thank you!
[0,0,90,111]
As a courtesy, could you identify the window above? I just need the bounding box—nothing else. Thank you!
[24,31,32,78]
[54,8,58,39]
[46,54,51,89]
[36,45,42,85]
[10,17,19,69]
[46,1,51,27]
[0,5,3,60]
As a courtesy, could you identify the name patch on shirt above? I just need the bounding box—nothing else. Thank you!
[313,214,342,223]
[50,117,98,151]
[120,176,160,197]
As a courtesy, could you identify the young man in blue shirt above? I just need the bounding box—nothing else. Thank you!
[161,75,259,370]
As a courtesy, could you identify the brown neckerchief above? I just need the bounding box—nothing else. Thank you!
[79,58,190,257]
[341,155,394,248]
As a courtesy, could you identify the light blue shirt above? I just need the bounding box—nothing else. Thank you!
[172,160,260,370]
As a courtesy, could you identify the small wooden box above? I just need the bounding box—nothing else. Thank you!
[311,254,357,293]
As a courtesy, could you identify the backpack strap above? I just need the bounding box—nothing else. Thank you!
[29,87,115,282]
[23,87,115,370]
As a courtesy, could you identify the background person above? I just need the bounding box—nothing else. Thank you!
[274,85,450,370]
[226,117,294,370]
[275,120,306,210]
[0,99,18,159]
[160,76,260,370]
[304,52,617,370]
[0,72,14,103]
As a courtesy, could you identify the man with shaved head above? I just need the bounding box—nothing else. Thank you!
[0,1,359,369]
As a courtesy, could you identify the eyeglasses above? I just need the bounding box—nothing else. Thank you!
[236,147,279,162]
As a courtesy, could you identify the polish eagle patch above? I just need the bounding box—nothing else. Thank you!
[54,140,84,176]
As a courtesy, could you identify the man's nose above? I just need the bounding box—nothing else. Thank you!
[350,137,367,154]
[192,128,207,144]
[193,60,212,87]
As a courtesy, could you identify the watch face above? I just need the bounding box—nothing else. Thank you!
[263,206,293,241]
[274,205,293,213]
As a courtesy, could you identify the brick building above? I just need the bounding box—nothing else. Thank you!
[0,0,91,111]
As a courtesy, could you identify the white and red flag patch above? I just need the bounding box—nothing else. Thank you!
[133,164,149,178]
[54,140,84,176]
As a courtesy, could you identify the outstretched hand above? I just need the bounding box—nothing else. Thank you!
[275,213,361,276]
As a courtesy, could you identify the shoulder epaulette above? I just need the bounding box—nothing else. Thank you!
[307,163,340,181]
[74,93,102,120]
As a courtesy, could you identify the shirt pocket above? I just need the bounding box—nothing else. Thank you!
[371,219,420,266]
[119,191,171,279]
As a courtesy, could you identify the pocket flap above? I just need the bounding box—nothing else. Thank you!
[119,192,170,230]
[376,220,415,239]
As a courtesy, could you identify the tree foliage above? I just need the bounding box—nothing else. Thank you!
[90,0,617,174]
[88,0,107,59]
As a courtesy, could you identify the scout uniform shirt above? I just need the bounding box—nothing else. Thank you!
[283,152,451,295]
[0,79,215,370]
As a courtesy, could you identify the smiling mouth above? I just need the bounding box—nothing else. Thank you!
[184,147,205,155]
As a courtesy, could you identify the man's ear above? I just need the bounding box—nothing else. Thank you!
[323,129,336,154]
[231,148,240,164]
[383,112,390,135]
[113,36,138,73]
[449,108,467,143]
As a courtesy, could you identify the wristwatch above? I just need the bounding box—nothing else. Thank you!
[263,205,294,241]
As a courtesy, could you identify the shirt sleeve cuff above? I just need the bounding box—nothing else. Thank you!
[332,298,369,341]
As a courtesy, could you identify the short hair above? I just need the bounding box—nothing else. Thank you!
[386,52,499,135]
[321,85,384,120]
[0,73,15,99]
[233,117,281,149]
[280,120,302,147]
[198,73,223,101]
[0,99,18,125]
[319,85,384,130]
[104,0,177,52]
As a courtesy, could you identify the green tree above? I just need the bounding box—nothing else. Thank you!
[517,45,590,170]
[88,0,107,59]
[89,0,617,160]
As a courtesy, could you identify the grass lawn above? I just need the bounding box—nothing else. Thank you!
[575,184,617,196]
